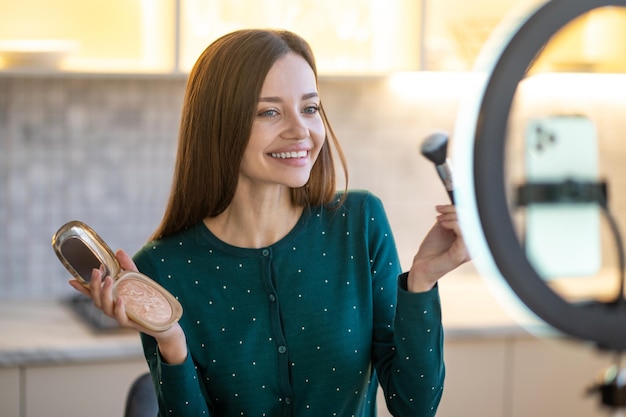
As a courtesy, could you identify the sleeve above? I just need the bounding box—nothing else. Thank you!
[365,196,445,417]
[140,334,212,417]
[133,247,213,417]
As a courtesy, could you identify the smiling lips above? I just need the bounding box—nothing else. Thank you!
[270,150,308,159]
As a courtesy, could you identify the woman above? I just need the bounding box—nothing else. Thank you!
[71,29,469,416]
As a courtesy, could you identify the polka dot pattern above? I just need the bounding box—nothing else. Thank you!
[135,191,445,416]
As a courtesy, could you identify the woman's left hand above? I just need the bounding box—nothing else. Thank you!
[407,204,470,292]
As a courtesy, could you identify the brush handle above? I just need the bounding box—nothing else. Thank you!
[436,162,455,204]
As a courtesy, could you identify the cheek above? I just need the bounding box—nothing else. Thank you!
[311,121,326,151]
[238,143,263,176]
[244,129,270,159]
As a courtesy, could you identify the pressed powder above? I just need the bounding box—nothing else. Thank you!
[115,276,173,326]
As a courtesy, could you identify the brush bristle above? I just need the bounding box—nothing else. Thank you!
[420,132,449,165]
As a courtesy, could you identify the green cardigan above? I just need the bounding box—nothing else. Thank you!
[134,190,445,417]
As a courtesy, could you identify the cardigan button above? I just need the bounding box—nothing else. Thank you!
[261,248,270,256]
[268,294,276,302]
[278,345,287,354]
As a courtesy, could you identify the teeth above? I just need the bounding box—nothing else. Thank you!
[270,150,307,159]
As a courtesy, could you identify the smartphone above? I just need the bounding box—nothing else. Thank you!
[523,115,601,279]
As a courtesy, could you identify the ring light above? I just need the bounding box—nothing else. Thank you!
[453,0,626,350]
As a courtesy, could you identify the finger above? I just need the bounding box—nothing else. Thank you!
[437,211,457,221]
[116,249,139,272]
[112,295,134,328]
[113,295,152,333]
[436,214,458,229]
[435,204,456,214]
[68,280,92,298]
[100,276,116,316]
[90,267,104,308]
[440,219,463,236]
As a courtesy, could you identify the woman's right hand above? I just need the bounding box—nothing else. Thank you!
[68,249,188,365]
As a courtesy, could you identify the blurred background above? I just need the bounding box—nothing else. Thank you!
[1,1,626,416]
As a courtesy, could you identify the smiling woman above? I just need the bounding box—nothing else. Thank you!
[62,28,469,417]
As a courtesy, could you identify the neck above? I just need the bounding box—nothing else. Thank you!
[204,187,303,248]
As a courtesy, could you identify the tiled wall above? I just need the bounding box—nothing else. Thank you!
[0,73,462,299]
[0,75,184,299]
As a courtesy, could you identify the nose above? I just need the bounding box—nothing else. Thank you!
[280,111,309,140]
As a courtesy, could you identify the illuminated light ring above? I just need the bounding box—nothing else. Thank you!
[453,0,626,350]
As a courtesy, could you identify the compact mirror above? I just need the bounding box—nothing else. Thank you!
[52,221,118,286]
[60,237,105,283]
[52,221,183,332]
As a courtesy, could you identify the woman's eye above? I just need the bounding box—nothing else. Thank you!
[303,105,319,115]
[259,109,278,117]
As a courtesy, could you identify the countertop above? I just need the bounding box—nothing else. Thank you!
[0,298,143,367]
[0,276,546,368]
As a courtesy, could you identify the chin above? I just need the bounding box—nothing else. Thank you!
[284,176,311,189]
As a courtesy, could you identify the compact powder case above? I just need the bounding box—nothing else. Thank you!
[52,220,183,332]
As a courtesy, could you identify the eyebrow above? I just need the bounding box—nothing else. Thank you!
[259,92,319,103]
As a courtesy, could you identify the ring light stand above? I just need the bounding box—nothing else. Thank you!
[451,0,626,411]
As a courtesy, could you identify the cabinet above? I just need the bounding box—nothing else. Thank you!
[0,0,421,75]
[0,367,20,417]
[24,359,148,417]
[0,359,149,417]
[178,0,422,74]
[0,0,175,73]
[2,0,624,74]
[437,338,509,417]
[509,338,609,417]
[435,336,612,417]
[421,0,536,70]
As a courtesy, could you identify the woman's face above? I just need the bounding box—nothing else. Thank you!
[239,52,325,192]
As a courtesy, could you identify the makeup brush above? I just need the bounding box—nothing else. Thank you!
[420,131,454,204]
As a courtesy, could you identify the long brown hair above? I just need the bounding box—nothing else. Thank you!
[151,29,348,240]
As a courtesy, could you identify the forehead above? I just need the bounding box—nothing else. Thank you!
[260,52,317,95]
